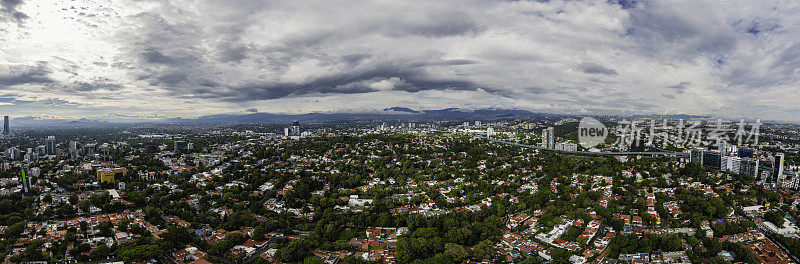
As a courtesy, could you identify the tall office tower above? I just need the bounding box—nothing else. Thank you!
[759,161,774,185]
[475,121,481,127]
[718,141,728,171]
[289,122,301,137]
[35,145,46,155]
[2,116,8,136]
[69,141,77,151]
[21,169,29,194]
[486,127,495,137]
[775,153,785,185]
[724,156,741,174]
[45,136,56,155]
[731,157,742,174]
[721,156,729,172]
[702,151,721,169]
[463,121,470,127]
[5,147,20,160]
[690,148,706,164]
[542,127,555,149]
[284,127,290,137]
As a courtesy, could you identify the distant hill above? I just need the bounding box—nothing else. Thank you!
[383,107,419,113]
[10,109,778,127]
[629,114,711,119]
[162,108,559,124]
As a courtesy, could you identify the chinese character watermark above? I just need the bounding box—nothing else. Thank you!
[579,118,761,150]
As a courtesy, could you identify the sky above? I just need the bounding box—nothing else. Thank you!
[0,0,799,122]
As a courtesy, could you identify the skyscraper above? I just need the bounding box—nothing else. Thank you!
[542,127,554,149]
[45,136,56,155]
[775,153,785,185]
[288,122,302,138]
[21,169,29,194]
[740,158,759,178]
[2,116,8,136]
[690,148,705,164]
[718,141,727,171]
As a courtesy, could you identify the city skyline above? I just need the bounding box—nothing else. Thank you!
[1,0,799,122]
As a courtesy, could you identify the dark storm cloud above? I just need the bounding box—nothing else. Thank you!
[770,44,800,71]
[413,59,480,67]
[341,54,372,66]
[610,0,641,9]
[624,1,739,60]
[390,18,480,37]
[0,62,54,86]
[726,44,800,89]
[67,78,123,92]
[141,47,183,65]
[0,0,28,24]
[666,81,690,94]
[217,42,250,63]
[167,64,489,102]
[154,72,189,86]
[732,18,780,36]
[576,62,618,76]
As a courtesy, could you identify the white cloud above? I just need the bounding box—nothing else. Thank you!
[0,0,798,122]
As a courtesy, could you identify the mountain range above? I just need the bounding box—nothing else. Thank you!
[7,108,729,127]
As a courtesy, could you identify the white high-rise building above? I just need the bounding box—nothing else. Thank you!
[542,127,554,149]
[475,121,481,127]
[776,153,785,185]
[5,147,20,160]
[782,171,799,189]
[486,127,495,137]
[722,156,741,174]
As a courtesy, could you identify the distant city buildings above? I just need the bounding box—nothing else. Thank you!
[554,142,578,152]
[691,144,794,189]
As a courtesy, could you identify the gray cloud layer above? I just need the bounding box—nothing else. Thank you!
[1,0,799,121]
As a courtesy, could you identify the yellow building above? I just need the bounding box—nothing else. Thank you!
[97,167,127,183]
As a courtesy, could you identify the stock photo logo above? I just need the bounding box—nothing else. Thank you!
[578,117,607,149]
